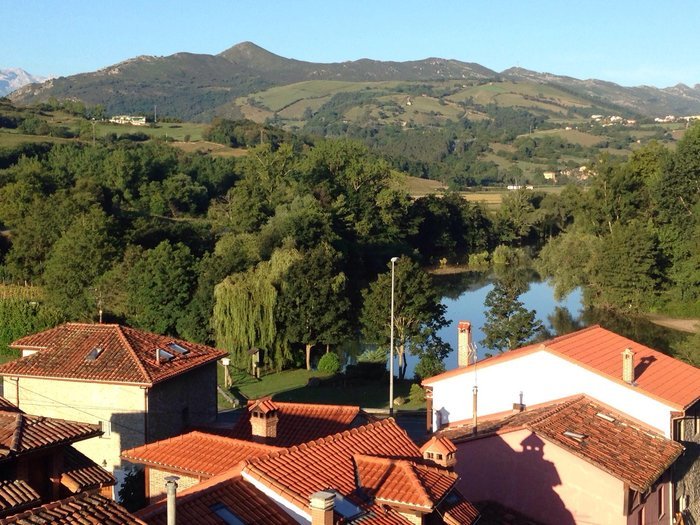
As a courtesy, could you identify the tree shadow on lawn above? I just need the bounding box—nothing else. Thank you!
[273,377,418,409]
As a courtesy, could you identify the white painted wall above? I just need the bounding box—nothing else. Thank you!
[431,350,675,436]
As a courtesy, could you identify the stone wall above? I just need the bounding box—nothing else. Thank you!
[674,402,700,523]
[147,362,218,442]
[147,467,201,503]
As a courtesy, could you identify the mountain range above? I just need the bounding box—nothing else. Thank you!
[0,68,49,97]
[8,42,700,122]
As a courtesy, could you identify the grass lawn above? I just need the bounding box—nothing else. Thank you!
[217,365,426,411]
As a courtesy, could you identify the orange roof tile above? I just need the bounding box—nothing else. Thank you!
[440,493,482,525]
[0,492,144,524]
[136,475,298,525]
[0,480,40,518]
[529,396,683,491]
[122,431,280,478]
[355,454,457,510]
[208,400,367,447]
[0,410,101,461]
[423,325,700,410]
[242,418,422,511]
[250,397,278,414]
[0,323,227,386]
[60,446,116,493]
[440,395,684,492]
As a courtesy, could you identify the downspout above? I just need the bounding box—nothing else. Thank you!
[143,387,149,443]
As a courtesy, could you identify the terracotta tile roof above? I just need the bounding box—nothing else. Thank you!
[423,325,700,410]
[250,397,279,414]
[242,418,421,512]
[122,431,279,478]
[0,399,19,413]
[0,323,227,386]
[0,492,144,524]
[440,395,684,492]
[354,454,457,510]
[0,410,101,461]
[136,475,298,525]
[0,480,40,518]
[528,396,683,491]
[60,446,116,493]
[437,397,581,443]
[208,399,367,447]
[440,492,482,525]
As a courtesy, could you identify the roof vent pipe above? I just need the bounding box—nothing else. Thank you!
[165,475,179,525]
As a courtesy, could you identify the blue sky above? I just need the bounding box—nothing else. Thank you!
[2,0,699,87]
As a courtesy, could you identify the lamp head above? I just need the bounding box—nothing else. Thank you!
[390,256,399,263]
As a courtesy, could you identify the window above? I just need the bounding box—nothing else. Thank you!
[210,503,245,525]
[658,484,664,518]
[86,347,104,360]
[329,491,364,520]
[100,420,111,438]
[157,348,174,362]
[166,342,189,355]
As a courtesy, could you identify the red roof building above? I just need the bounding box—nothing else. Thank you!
[0,397,115,518]
[0,492,144,524]
[0,323,227,498]
[438,395,683,524]
[241,418,479,524]
[422,325,700,521]
[206,398,371,447]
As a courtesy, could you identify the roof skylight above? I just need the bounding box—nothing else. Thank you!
[157,348,174,362]
[209,503,245,525]
[595,412,616,423]
[562,430,586,442]
[86,347,104,361]
[166,342,189,355]
[330,491,365,520]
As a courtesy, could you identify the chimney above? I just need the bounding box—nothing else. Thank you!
[458,321,476,367]
[425,386,433,434]
[420,436,457,469]
[164,475,179,525]
[250,399,279,440]
[622,347,636,384]
[156,347,160,365]
[310,491,335,525]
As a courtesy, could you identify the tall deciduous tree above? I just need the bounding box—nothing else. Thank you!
[277,243,351,370]
[361,257,448,380]
[125,241,197,335]
[482,273,543,353]
[43,208,121,320]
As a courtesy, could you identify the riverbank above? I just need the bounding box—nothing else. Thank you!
[645,313,700,333]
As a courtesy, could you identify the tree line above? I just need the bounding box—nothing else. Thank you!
[1,134,542,377]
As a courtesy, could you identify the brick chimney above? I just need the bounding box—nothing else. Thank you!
[250,398,279,440]
[420,436,456,469]
[458,321,476,367]
[310,491,335,525]
[622,347,636,384]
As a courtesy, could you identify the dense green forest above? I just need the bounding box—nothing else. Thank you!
[1,108,699,372]
[0,130,518,375]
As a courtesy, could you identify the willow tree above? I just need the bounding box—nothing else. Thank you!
[213,248,300,370]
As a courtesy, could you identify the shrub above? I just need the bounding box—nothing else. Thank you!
[491,245,528,266]
[468,251,490,269]
[317,352,341,374]
[409,383,425,403]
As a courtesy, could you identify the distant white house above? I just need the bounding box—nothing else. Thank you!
[109,115,147,126]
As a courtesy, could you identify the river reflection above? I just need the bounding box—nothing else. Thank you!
[396,271,687,379]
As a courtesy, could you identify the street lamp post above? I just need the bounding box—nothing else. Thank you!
[389,256,399,416]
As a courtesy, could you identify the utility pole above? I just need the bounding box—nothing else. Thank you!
[154,104,157,124]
